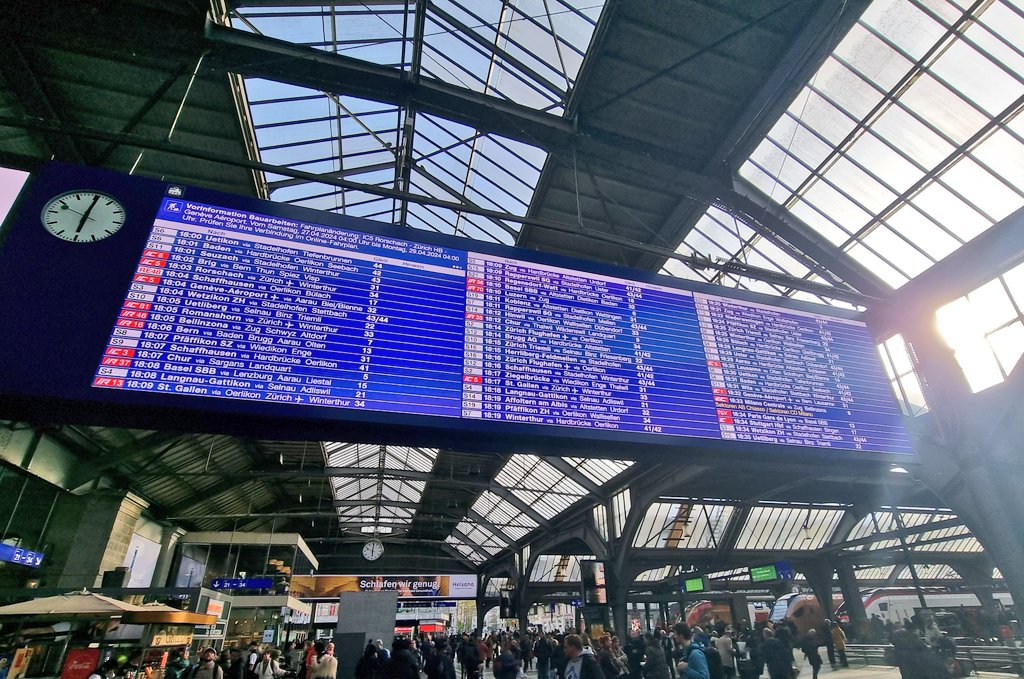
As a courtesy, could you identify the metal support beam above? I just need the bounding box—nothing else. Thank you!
[0,114,871,301]
[0,45,86,162]
[541,456,602,496]
[451,527,498,561]
[203,22,576,152]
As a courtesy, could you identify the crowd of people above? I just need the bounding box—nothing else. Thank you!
[346,620,842,679]
[0,614,971,679]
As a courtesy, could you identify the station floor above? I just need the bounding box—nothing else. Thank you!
[507,659,1010,679]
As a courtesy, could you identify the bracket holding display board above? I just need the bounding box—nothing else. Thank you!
[0,163,914,463]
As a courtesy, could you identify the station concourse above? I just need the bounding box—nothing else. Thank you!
[1,1,1024,678]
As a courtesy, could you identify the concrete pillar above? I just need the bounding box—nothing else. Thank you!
[604,563,629,637]
[54,491,148,589]
[802,559,837,626]
[151,524,187,587]
[836,563,868,641]
[517,591,531,634]
[476,599,489,635]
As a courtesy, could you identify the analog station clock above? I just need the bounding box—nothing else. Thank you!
[41,190,126,242]
[362,539,385,561]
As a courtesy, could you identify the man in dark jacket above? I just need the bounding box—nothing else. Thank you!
[384,639,420,679]
[760,630,792,679]
[535,633,553,679]
[461,636,482,679]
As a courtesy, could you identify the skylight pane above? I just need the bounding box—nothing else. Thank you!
[738,0,1024,288]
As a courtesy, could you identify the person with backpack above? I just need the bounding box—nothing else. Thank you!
[699,636,722,679]
[245,644,261,679]
[192,648,225,679]
[671,624,709,679]
[255,650,287,679]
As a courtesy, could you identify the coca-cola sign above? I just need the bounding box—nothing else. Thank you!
[61,648,101,679]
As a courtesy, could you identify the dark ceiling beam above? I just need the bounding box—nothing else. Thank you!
[74,430,190,486]
[0,45,87,163]
[730,177,890,298]
[334,499,420,510]
[625,0,884,297]
[0,113,866,302]
[822,516,965,554]
[201,20,879,302]
[203,22,577,152]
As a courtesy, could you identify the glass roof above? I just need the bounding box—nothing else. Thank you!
[486,577,511,596]
[323,442,436,534]
[898,563,960,579]
[733,504,845,550]
[844,508,978,552]
[494,454,589,519]
[633,502,735,550]
[845,509,957,549]
[449,453,631,562]
[228,0,607,243]
[853,565,896,580]
[635,566,679,583]
[737,0,1024,290]
[661,206,857,309]
[530,553,594,582]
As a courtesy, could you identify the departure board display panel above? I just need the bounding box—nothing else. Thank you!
[0,163,913,459]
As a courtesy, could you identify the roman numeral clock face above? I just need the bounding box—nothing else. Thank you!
[41,191,126,242]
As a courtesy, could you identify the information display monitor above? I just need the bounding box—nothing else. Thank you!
[683,576,708,594]
[0,163,914,461]
[749,564,779,583]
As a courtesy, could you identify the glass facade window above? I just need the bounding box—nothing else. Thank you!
[877,333,929,415]
[936,263,1024,392]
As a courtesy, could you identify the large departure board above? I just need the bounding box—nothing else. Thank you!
[87,196,911,454]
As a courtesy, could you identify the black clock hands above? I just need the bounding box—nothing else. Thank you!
[75,194,101,233]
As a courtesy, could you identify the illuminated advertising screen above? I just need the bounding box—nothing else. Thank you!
[290,574,478,599]
[0,163,913,460]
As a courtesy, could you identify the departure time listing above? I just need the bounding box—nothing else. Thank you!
[92,197,912,453]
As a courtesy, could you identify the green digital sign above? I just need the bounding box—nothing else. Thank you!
[750,564,779,582]
[683,576,707,593]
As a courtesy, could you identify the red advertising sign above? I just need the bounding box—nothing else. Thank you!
[61,648,101,679]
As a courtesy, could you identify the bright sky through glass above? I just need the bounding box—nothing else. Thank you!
[229,1,605,244]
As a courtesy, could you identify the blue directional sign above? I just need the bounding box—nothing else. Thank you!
[0,544,44,568]
[210,577,274,590]
[570,598,583,608]
[775,560,795,580]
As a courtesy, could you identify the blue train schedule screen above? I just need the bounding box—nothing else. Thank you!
[91,197,912,454]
